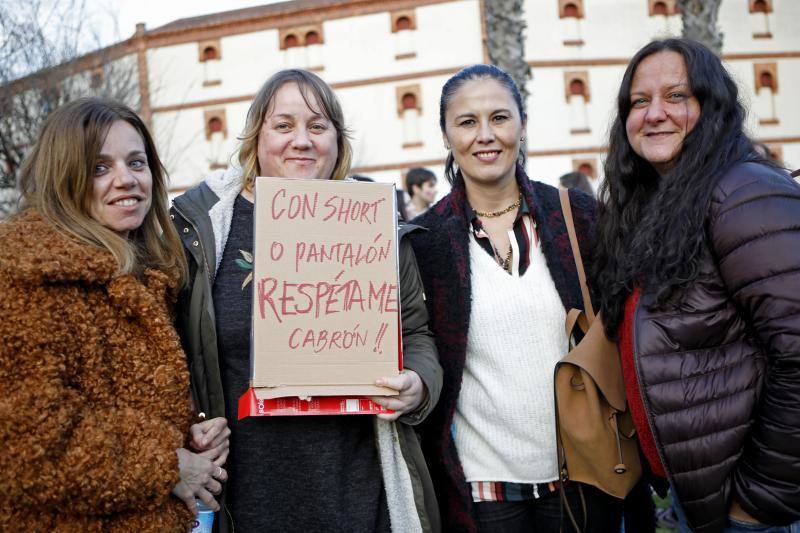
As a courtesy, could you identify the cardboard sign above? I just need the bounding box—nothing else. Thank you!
[245,177,401,406]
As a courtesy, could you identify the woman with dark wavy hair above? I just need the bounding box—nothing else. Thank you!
[592,38,800,533]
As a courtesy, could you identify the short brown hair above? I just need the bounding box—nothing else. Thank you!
[17,97,186,283]
[237,69,353,189]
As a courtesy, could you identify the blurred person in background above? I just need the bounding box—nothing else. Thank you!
[559,170,594,196]
[405,167,438,219]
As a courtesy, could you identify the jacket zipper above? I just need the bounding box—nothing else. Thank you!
[632,302,673,485]
[170,203,214,413]
[172,203,214,284]
[172,202,231,531]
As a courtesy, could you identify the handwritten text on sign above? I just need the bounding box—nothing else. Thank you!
[251,178,399,396]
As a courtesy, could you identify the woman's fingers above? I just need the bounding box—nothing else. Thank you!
[207,425,231,449]
[198,438,230,464]
[205,475,223,496]
[172,480,198,515]
[212,447,230,467]
[375,373,411,392]
[369,392,411,421]
[189,417,229,451]
[195,487,220,512]
[371,370,425,419]
[211,465,228,483]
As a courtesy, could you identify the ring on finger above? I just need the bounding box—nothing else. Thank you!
[215,466,223,479]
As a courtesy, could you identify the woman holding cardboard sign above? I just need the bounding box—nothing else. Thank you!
[172,69,442,532]
[406,65,623,532]
[0,98,228,530]
[592,38,800,532]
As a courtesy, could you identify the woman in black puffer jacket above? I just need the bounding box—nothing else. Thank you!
[592,38,800,533]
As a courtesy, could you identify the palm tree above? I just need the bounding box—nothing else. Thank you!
[677,0,724,54]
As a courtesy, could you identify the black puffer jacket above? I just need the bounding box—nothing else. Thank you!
[633,162,800,532]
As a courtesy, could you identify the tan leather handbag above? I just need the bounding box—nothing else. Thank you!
[554,188,642,500]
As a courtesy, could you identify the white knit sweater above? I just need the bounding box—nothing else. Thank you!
[454,229,567,484]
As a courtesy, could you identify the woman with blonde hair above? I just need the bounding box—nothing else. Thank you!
[0,97,229,530]
[172,69,441,532]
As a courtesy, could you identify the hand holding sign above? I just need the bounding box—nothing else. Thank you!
[370,370,427,421]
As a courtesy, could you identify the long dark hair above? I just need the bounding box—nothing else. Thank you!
[439,64,527,185]
[592,38,768,338]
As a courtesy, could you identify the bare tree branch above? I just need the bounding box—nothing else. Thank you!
[0,0,138,218]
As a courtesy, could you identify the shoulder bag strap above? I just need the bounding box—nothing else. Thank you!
[558,188,595,322]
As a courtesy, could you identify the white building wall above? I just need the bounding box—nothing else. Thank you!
[526,65,625,151]
[341,75,452,168]
[154,100,250,188]
[322,1,482,83]
[148,43,201,108]
[720,0,800,54]
[135,0,800,192]
[212,30,282,95]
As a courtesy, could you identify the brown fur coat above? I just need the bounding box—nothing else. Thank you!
[0,210,193,532]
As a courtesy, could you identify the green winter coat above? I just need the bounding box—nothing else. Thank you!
[171,168,442,533]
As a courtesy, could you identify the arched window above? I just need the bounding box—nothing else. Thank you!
[759,71,775,91]
[652,1,668,15]
[648,0,679,33]
[208,117,223,133]
[90,69,103,89]
[391,11,417,58]
[563,3,580,17]
[199,41,222,86]
[204,109,227,140]
[565,73,590,133]
[754,64,778,125]
[397,85,422,148]
[198,40,222,62]
[284,34,299,48]
[749,0,773,38]
[205,110,228,169]
[202,46,218,61]
[401,93,418,110]
[559,1,584,45]
[396,16,412,30]
[305,31,320,45]
[569,79,586,97]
